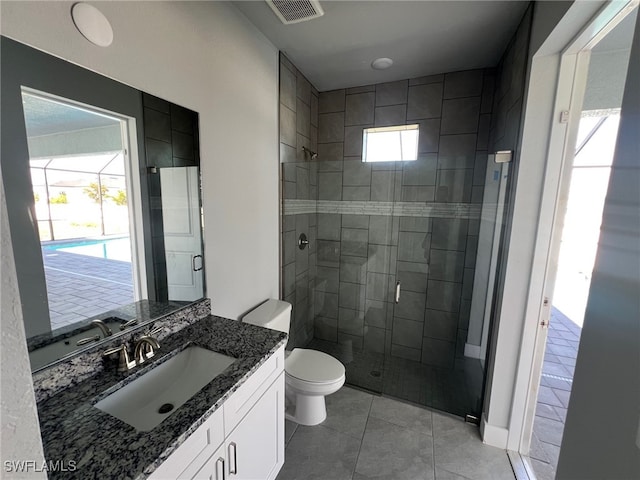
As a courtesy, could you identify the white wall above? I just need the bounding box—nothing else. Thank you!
[0,172,47,478]
[0,1,280,320]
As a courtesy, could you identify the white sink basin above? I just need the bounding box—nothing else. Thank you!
[95,346,236,431]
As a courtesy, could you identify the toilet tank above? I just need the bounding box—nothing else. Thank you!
[242,299,291,334]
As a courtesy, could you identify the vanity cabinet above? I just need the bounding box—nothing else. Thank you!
[148,346,285,480]
[194,375,284,480]
[190,444,225,480]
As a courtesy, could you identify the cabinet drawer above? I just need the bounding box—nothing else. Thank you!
[149,406,224,480]
[190,444,226,480]
[223,346,284,434]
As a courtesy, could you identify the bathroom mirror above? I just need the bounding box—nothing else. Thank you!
[1,37,206,371]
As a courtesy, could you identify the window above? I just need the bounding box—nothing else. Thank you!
[362,124,419,162]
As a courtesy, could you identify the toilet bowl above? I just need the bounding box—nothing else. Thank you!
[284,348,345,425]
[242,299,345,426]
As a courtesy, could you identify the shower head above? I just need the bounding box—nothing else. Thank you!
[302,146,318,160]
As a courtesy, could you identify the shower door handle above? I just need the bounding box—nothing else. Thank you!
[395,281,401,303]
[192,254,203,271]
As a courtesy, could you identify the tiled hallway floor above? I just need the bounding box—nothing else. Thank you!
[528,307,580,480]
[277,387,515,480]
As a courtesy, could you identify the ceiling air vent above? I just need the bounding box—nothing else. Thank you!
[266,0,324,25]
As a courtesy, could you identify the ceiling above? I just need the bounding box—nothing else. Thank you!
[234,0,530,91]
[22,92,120,137]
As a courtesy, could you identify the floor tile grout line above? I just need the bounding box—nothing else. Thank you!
[277,387,516,480]
[431,410,437,480]
[350,395,375,480]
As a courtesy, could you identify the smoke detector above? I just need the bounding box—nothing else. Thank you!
[266,0,324,25]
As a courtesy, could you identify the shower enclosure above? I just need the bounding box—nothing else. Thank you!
[279,47,518,419]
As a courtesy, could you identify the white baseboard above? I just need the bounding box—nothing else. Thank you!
[480,412,509,449]
[464,343,482,359]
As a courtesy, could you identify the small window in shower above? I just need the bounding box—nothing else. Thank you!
[362,124,419,162]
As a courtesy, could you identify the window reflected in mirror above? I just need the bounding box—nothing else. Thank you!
[22,89,139,335]
[362,124,420,162]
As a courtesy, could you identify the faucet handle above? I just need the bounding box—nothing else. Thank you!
[119,319,138,331]
[103,344,136,372]
[145,324,163,338]
[103,344,125,356]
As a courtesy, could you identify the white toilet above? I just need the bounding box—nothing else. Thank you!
[243,299,345,426]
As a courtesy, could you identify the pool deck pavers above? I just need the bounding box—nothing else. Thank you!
[42,249,134,331]
[528,307,581,480]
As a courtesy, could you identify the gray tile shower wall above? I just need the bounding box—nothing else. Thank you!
[280,54,319,348]
[305,70,494,367]
[482,6,533,353]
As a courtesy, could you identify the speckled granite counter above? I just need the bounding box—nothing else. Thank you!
[35,315,287,479]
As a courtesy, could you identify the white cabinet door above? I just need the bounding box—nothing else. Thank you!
[191,444,226,480]
[148,407,224,480]
[226,374,285,480]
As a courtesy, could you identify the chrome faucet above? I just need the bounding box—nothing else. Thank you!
[134,336,160,365]
[91,319,113,337]
[103,344,136,372]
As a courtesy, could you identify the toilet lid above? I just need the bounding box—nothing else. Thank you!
[285,349,345,383]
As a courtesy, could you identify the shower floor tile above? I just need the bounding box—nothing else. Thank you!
[307,338,484,419]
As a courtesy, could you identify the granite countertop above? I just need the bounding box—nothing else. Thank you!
[36,315,288,480]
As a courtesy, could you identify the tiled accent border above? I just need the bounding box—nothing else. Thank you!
[284,199,481,219]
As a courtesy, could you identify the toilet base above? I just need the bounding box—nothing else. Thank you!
[286,392,327,426]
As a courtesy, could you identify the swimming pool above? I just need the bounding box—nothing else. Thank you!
[43,237,132,262]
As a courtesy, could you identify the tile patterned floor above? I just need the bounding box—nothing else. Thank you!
[42,249,134,331]
[528,307,580,480]
[277,387,515,480]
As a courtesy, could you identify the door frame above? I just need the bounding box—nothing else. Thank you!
[507,0,639,456]
[122,115,148,301]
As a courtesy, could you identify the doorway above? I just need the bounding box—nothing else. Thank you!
[21,89,142,334]
[525,8,637,479]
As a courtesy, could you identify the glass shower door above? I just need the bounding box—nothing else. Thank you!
[296,150,505,418]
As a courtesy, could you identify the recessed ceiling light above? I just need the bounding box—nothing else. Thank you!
[371,57,393,70]
[71,3,113,47]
